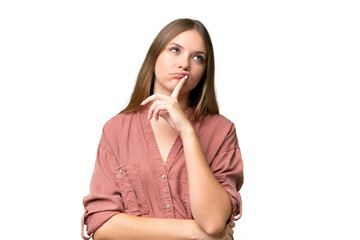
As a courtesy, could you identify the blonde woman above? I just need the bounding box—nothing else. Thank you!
[82,18,243,240]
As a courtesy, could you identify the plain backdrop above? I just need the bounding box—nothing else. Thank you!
[0,0,359,239]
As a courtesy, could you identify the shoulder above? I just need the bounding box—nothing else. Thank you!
[194,113,238,144]
[205,113,234,125]
[102,109,140,133]
[99,109,141,149]
[197,113,236,134]
[194,113,239,160]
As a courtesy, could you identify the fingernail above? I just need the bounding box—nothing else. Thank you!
[185,75,188,79]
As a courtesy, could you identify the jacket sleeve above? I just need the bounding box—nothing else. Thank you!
[81,128,124,240]
[210,123,244,223]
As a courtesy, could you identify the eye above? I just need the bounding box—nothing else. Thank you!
[170,47,180,53]
[193,55,204,63]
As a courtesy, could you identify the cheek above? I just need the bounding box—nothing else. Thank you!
[154,55,167,76]
[154,61,162,76]
[191,66,205,82]
[187,69,205,89]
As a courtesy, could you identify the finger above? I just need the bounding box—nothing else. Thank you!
[170,74,188,99]
[151,101,170,121]
[148,100,169,120]
[225,225,234,235]
[228,221,235,228]
[141,94,172,106]
[153,105,168,121]
[225,233,233,240]
[227,229,234,240]
[228,227,234,236]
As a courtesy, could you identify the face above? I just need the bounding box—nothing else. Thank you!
[153,29,207,97]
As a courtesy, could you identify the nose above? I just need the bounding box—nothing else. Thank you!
[178,56,190,70]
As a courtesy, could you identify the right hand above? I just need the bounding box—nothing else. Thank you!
[195,221,235,240]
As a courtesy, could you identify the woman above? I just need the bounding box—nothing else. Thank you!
[81,18,243,240]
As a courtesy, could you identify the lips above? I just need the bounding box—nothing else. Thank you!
[171,72,189,78]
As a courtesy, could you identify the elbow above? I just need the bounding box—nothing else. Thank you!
[195,209,230,235]
[93,226,108,240]
[202,222,226,236]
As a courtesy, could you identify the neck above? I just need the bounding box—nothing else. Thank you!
[177,93,190,112]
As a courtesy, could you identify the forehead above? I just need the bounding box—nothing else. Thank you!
[168,30,207,53]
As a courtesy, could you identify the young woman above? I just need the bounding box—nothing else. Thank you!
[81,18,244,240]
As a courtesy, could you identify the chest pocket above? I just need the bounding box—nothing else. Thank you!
[114,164,149,215]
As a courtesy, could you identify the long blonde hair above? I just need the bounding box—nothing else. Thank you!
[120,18,218,120]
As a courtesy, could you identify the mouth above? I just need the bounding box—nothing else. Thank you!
[170,72,189,78]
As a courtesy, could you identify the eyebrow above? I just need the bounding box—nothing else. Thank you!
[168,42,207,56]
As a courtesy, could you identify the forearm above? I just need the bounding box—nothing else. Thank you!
[93,213,198,240]
[180,128,232,235]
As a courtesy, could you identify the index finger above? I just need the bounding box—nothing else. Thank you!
[228,221,235,228]
[170,74,188,99]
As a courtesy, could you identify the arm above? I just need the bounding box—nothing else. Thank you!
[180,127,232,235]
[93,213,236,240]
[93,213,196,240]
